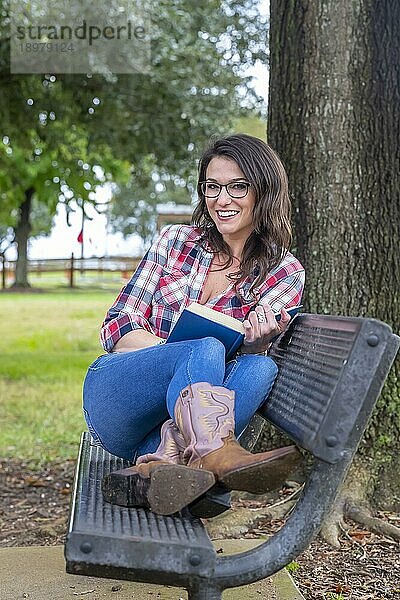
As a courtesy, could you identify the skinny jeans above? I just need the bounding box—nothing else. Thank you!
[83,337,278,461]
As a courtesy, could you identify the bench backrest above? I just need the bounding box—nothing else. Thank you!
[260,313,397,462]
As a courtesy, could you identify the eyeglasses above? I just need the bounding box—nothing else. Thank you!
[200,180,252,199]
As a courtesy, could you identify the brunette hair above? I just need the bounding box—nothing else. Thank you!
[192,133,292,295]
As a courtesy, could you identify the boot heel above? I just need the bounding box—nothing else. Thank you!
[148,465,215,515]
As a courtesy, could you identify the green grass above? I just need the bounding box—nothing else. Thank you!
[0,288,118,465]
[286,561,301,574]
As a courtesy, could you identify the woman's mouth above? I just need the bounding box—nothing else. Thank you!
[216,210,240,220]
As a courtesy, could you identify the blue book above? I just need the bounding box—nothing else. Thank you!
[166,302,302,360]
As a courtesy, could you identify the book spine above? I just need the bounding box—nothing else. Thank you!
[226,334,244,360]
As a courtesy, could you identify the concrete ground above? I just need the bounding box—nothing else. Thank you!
[0,539,304,600]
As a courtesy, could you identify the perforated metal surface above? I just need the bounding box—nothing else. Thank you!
[268,318,359,439]
[65,433,216,584]
[261,314,392,463]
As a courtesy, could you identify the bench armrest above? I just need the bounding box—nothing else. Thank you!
[214,457,347,587]
[213,316,399,588]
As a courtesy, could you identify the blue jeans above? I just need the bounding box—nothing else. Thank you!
[83,337,278,461]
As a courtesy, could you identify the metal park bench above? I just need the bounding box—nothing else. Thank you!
[65,313,399,600]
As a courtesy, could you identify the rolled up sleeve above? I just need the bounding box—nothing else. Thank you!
[100,227,171,352]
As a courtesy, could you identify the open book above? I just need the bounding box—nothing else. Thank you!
[166,302,302,360]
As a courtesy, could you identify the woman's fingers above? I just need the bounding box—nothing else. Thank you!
[279,307,291,330]
[262,304,278,334]
[244,304,277,343]
[243,318,255,343]
[245,311,261,342]
[254,305,267,335]
[244,308,270,343]
[256,303,278,337]
[243,303,294,350]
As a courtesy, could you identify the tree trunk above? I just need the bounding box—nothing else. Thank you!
[13,188,34,288]
[267,0,400,523]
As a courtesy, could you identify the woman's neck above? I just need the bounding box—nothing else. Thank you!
[222,239,245,262]
[213,252,241,268]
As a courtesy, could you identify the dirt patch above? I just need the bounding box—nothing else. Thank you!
[0,459,74,547]
[0,459,399,598]
[294,535,399,599]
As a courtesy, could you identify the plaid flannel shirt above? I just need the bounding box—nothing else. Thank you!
[101,225,305,352]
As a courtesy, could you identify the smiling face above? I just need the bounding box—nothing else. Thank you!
[204,156,256,251]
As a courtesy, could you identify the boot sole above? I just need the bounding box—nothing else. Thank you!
[148,465,216,515]
[102,465,215,515]
[219,452,301,494]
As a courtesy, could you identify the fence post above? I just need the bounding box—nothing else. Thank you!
[1,254,5,290]
[69,252,75,288]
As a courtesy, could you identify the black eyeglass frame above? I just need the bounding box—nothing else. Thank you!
[199,180,252,199]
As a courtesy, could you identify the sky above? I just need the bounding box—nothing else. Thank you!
[7,0,269,261]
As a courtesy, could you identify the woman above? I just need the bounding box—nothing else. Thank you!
[83,134,305,516]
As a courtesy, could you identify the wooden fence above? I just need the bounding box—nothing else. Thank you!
[0,253,141,289]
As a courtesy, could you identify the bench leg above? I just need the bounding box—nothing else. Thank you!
[187,582,222,600]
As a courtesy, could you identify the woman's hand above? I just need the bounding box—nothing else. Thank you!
[240,302,291,354]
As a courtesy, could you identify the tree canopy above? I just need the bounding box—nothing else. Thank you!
[0,0,267,284]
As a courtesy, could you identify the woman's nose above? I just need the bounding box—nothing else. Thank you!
[216,188,232,205]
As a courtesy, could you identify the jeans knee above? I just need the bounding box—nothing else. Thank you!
[264,355,278,378]
[236,354,278,385]
[192,336,226,362]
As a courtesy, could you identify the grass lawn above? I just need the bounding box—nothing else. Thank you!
[0,286,117,465]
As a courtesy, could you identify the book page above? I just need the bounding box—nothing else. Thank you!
[186,303,245,333]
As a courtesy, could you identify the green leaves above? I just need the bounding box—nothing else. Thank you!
[0,0,267,257]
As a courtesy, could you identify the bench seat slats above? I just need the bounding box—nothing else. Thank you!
[65,433,216,584]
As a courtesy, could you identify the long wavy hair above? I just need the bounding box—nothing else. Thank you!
[192,134,292,296]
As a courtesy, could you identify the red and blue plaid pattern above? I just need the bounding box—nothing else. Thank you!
[101,225,305,352]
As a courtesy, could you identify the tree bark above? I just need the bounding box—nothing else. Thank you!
[12,188,34,288]
[267,0,400,515]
